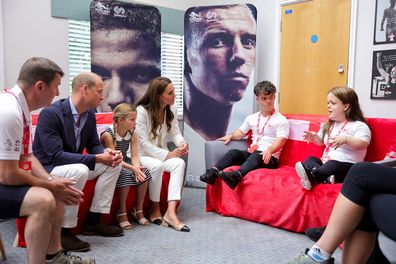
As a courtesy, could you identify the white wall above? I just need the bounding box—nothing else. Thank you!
[1,0,395,118]
[3,0,69,100]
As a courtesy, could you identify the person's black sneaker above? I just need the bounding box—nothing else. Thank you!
[82,222,124,237]
[199,168,219,185]
[219,170,242,190]
[305,226,326,242]
[61,229,91,252]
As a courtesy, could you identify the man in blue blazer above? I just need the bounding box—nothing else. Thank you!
[33,72,123,252]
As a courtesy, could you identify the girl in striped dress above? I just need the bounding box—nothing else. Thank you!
[101,103,151,230]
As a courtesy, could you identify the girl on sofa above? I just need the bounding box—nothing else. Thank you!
[136,77,190,232]
[295,86,371,190]
[289,161,396,264]
[101,103,151,230]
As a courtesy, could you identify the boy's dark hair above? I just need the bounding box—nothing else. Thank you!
[254,81,276,96]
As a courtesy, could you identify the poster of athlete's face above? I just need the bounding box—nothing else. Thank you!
[90,0,161,112]
[183,4,257,187]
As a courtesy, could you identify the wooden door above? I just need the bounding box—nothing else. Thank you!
[279,0,351,115]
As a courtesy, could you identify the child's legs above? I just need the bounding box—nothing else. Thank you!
[239,151,277,176]
[135,181,148,212]
[215,149,249,171]
[303,156,323,170]
[318,160,353,183]
[118,186,130,214]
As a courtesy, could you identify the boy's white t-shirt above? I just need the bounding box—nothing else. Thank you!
[239,111,289,159]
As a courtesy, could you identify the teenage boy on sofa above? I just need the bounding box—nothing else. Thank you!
[200,81,289,190]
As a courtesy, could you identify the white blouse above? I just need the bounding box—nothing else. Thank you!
[136,105,184,162]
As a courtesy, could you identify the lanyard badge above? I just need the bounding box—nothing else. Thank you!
[248,111,274,153]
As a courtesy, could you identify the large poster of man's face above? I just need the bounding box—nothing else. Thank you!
[183,4,257,187]
[90,0,161,112]
[374,0,396,44]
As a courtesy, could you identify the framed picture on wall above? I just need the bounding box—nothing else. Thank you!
[371,49,396,99]
[374,0,396,44]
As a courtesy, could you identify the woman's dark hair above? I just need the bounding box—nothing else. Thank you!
[137,77,174,140]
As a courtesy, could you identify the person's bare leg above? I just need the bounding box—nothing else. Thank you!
[118,186,129,223]
[135,182,148,220]
[164,200,181,225]
[315,194,366,254]
[342,230,376,264]
[20,187,56,264]
[46,201,64,254]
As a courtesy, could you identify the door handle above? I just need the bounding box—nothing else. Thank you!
[338,64,344,73]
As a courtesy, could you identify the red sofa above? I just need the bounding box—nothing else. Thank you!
[16,113,171,247]
[205,114,396,233]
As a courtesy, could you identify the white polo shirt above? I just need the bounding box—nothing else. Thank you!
[0,85,32,160]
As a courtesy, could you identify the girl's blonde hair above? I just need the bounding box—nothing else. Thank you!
[112,103,136,145]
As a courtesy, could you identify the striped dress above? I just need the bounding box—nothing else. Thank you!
[103,127,151,187]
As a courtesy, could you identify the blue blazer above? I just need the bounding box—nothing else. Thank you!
[33,98,104,173]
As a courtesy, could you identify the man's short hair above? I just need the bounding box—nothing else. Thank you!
[17,57,63,87]
[72,72,98,92]
[90,0,160,54]
[184,4,257,48]
[254,81,276,96]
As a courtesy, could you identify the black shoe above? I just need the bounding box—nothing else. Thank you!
[61,230,91,252]
[82,222,124,237]
[305,226,326,242]
[219,170,242,190]
[200,168,219,185]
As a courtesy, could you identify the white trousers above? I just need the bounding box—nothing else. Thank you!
[50,164,89,228]
[87,163,122,214]
[51,162,121,228]
[140,156,185,202]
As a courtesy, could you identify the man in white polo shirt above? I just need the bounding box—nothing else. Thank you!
[0,57,94,264]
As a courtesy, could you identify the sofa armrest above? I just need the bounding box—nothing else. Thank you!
[204,140,248,170]
[374,157,396,167]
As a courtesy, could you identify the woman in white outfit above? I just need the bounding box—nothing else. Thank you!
[136,77,190,232]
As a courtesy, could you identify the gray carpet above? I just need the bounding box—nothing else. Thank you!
[0,187,341,263]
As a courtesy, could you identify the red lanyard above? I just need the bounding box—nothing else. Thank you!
[2,89,30,157]
[322,120,348,162]
[255,110,274,144]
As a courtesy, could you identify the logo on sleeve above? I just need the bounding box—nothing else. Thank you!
[14,140,21,152]
[3,139,12,151]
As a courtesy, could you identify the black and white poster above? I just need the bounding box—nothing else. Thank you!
[371,49,396,99]
[90,0,161,112]
[374,0,396,44]
[183,4,257,187]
